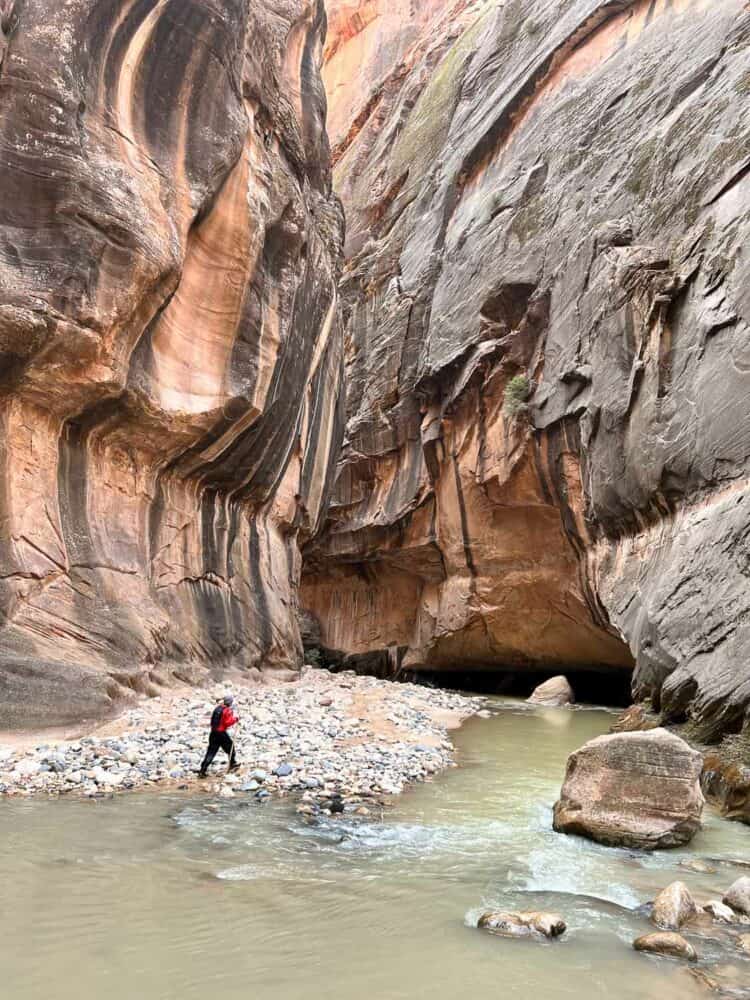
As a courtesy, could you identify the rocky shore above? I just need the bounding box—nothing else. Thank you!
[0,669,483,812]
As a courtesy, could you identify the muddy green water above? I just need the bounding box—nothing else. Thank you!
[2,700,748,1000]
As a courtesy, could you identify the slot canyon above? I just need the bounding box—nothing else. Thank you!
[0,0,749,746]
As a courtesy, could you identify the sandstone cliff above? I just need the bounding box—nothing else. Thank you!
[0,0,344,727]
[303,0,750,741]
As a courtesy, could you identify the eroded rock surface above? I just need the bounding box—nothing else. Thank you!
[0,1,344,727]
[303,0,750,738]
[553,728,704,849]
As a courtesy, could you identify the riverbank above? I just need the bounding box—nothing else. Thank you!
[0,668,484,809]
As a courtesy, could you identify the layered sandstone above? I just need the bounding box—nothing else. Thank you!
[303,0,750,739]
[0,1,344,727]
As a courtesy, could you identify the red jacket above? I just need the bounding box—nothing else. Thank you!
[211,705,239,732]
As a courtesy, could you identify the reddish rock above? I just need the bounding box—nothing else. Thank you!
[0,1,344,727]
[553,729,704,849]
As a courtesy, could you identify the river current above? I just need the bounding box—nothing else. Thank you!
[1,699,747,999]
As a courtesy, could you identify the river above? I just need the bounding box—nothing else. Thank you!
[1,699,747,999]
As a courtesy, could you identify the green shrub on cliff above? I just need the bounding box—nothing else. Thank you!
[504,375,531,417]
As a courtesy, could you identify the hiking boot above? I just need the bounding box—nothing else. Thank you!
[197,771,208,779]
[228,763,241,772]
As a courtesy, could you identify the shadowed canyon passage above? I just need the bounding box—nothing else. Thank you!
[301,0,750,740]
[0,0,749,741]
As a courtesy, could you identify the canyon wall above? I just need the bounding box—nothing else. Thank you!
[0,0,344,727]
[303,0,750,740]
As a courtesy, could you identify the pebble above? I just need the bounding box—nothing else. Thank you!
[0,669,483,812]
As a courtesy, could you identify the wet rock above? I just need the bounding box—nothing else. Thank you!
[738,934,750,956]
[724,878,750,916]
[527,677,574,707]
[478,911,566,940]
[703,901,737,924]
[652,882,698,931]
[702,756,750,826]
[633,932,697,962]
[680,859,718,876]
[0,0,344,728]
[610,706,658,734]
[553,729,704,849]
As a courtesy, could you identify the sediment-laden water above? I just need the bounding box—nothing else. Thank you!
[2,700,747,1000]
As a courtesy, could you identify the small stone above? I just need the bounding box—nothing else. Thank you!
[219,786,235,798]
[679,859,717,875]
[478,911,566,939]
[274,763,294,777]
[240,780,259,793]
[633,932,697,961]
[651,882,698,930]
[14,760,42,777]
[703,900,736,923]
[724,877,750,916]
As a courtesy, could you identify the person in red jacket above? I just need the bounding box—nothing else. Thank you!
[198,695,240,777]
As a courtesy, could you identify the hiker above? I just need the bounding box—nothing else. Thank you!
[198,694,240,777]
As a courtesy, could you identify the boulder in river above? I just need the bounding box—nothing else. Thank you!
[724,877,750,916]
[527,677,574,707]
[633,932,697,962]
[703,900,736,924]
[652,882,698,930]
[553,729,704,849]
[478,911,566,940]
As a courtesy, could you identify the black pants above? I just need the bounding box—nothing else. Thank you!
[200,730,237,774]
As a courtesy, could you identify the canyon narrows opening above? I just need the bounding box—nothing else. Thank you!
[1,0,750,998]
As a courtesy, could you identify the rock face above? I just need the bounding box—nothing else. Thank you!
[302,0,750,738]
[0,1,344,727]
[553,728,704,849]
[702,755,750,825]
[527,676,574,707]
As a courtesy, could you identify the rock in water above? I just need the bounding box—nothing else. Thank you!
[527,677,574,707]
[651,882,698,930]
[610,706,657,734]
[724,878,750,916]
[478,912,566,940]
[633,933,697,962]
[702,901,736,924]
[553,729,704,849]
[0,0,344,728]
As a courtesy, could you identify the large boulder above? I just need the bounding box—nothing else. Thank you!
[553,729,704,849]
[651,882,698,930]
[527,677,574,707]
[633,932,697,962]
[724,877,750,916]
[478,911,566,940]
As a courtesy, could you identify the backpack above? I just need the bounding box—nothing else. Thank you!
[210,704,224,730]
